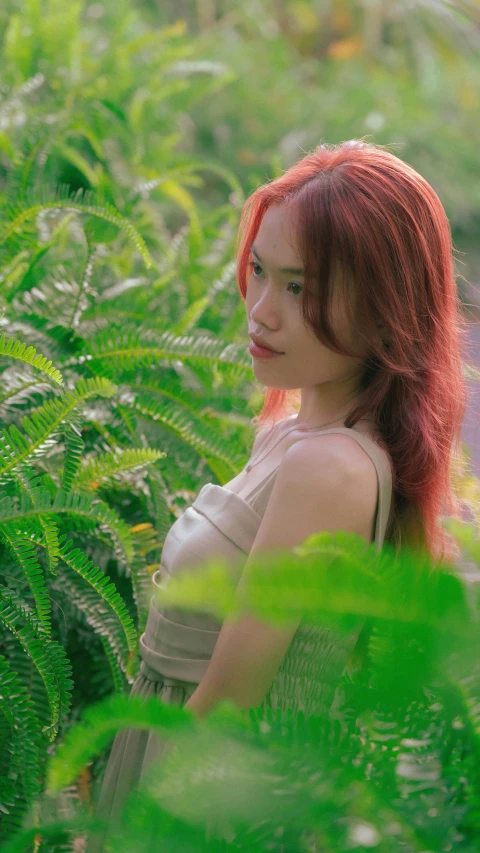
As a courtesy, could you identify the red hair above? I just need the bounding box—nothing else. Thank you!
[235,140,473,567]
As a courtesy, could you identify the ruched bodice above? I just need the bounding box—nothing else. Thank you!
[87,421,393,852]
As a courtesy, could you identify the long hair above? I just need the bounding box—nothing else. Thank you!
[235,139,473,567]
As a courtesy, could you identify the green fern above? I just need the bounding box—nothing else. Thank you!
[0,488,136,569]
[0,377,54,406]
[45,693,195,795]
[72,447,166,491]
[0,588,73,741]
[0,183,155,272]
[1,634,53,735]
[0,472,145,663]
[99,634,128,695]
[77,327,252,380]
[0,654,44,837]
[9,469,61,576]
[129,395,245,479]
[0,376,117,476]
[1,522,52,635]
[54,534,137,656]
[0,332,63,385]
[50,565,133,684]
[61,417,84,493]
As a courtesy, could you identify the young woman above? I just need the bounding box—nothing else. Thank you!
[87,139,469,850]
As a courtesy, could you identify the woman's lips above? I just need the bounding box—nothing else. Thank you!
[249,341,284,359]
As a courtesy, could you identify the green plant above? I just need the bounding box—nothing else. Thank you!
[0,0,479,847]
[0,3,266,837]
[14,524,480,853]
[0,166,262,839]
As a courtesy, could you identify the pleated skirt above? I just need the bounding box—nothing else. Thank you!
[85,662,197,853]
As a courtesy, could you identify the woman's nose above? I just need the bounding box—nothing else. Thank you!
[250,288,280,324]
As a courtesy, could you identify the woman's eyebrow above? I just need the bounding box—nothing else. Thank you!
[250,243,305,275]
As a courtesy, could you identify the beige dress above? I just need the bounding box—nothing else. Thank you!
[86,424,393,851]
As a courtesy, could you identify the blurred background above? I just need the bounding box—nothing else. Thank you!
[139,0,480,473]
[0,0,479,470]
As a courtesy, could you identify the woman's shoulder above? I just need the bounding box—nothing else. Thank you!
[260,434,380,548]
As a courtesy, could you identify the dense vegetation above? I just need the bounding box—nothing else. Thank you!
[0,1,479,850]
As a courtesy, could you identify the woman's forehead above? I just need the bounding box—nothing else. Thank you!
[254,206,303,266]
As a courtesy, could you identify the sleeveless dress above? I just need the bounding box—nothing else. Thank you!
[86,421,393,851]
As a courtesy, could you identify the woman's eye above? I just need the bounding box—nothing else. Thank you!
[288,281,303,296]
[249,261,262,277]
[248,261,303,296]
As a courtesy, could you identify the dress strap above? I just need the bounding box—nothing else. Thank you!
[251,421,280,455]
[246,427,393,552]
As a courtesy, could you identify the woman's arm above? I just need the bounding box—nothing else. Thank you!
[184,434,378,719]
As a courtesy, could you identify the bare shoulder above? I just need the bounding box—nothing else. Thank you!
[250,432,379,554]
[285,432,379,511]
[286,431,379,481]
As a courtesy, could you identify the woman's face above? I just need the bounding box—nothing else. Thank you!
[245,204,368,411]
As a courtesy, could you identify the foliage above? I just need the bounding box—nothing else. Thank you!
[18,528,480,852]
[0,0,478,850]
[0,7,260,839]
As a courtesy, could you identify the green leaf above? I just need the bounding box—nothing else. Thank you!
[45,693,197,794]
[0,654,44,838]
[56,533,138,656]
[1,521,52,635]
[153,530,472,634]
[73,447,165,491]
[0,589,73,741]
[61,417,84,493]
[0,376,117,476]
[0,332,63,385]
[0,183,155,271]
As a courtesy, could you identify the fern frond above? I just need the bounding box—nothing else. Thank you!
[50,562,133,681]
[73,447,165,491]
[0,376,117,476]
[0,488,136,569]
[130,395,245,477]
[125,545,153,640]
[14,271,85,328]
[61,417,84,493]
[0,589,73,741]
[169,294,210,335]
[0,183,154,271]
[130,521,164,558]
[46,693,195,794]
[1,632,53,735]
[0,313,78,366]
[55,533,137,654]
[1,521,51,635]
[75,328,252,380]
[0,375,56,407]
[0,654,44,837]
[145,468,174,544]
[0,249,33,299]
[157,178,204,258]
[0,333,63,385]
[55,491,136,569]
[8,211,79,302]
[99,634,128,694]
[132,157,244,208]
[121,361,204,414]
[114,403,140,440]
[11,468,61,576]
